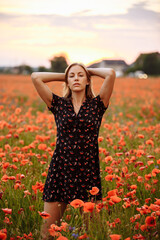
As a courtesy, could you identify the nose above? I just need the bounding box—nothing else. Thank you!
[74,74,79,80]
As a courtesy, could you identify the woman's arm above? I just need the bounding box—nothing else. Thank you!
[31,72,65,108]
[87,68,116,107]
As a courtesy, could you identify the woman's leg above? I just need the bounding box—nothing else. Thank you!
[40,201,68,240]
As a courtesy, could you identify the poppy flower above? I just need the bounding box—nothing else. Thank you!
[48,229,61,237]
[38,211,51,219]
[70,199,84,208]
[98,136,104,142]
[83,202,95,213]
[110,196,122,203]
[38,143,47,150]
[154,198,160,205]
[105,174,115,182]
[107,189,118,197]
[78,233,89,239]
[145,216,156,227]
[2,208,12,215]
[109,234,121,240]
[89,187,99,195]
[152,168,160,176]
[137,134,144,138]
[132,234,145,239]
[57,236,69,240]
[145,139,154,147]
[0,232,7,240]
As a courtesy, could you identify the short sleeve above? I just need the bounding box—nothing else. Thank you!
[47,92,62,115]
[94,94,109,116]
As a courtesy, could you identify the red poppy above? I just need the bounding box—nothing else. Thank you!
[0,229,7,240]
[57,236,69,240]
[70,199,84,208]
[83,202,95,213]
[154,198,160,205]
[2,208,12,215]
[109,234,121,240]
[38,211,51,219]
[110,196,122,203]
[0,232,7,240]
[145,216,156,227]
[89,187,99,195]
[78,233,89,239]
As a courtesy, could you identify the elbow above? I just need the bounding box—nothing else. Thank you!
[31,72,39,81]
[108,69,116,81]
[106,68,116,81]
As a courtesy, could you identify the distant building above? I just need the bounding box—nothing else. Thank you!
[87,59,128,77]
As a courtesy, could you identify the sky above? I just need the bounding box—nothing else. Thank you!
[0,0,160,67]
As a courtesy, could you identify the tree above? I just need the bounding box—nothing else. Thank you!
[125,52,160,76]
[50,55,68,73]
[38,66,50,72]
[143,53,160,75]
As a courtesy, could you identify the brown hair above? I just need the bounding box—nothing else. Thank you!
[63,62,95,99]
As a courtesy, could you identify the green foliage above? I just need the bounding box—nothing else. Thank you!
[37,66,51,72]
[126,52,160,76]
[50,55,68,73]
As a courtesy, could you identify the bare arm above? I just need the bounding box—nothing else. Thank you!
[31,72,65,108]
[87,68,116,107]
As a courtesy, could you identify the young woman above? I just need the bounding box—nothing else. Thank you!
[31,62,115,239]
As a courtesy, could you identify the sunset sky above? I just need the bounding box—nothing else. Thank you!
[0,0,160,67]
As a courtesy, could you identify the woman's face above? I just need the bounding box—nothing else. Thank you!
[67,65,89,93]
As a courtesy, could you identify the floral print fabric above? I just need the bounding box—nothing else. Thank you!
[42,92,108,204]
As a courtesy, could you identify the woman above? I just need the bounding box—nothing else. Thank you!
[31,62,115,239]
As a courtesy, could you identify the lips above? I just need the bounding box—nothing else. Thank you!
[73,83,80,86]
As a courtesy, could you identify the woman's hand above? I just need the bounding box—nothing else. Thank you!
[87,67,116,108]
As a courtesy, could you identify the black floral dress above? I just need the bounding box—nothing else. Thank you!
[42,92,108,204]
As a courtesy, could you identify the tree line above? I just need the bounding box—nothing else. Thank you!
[0,52,160,76]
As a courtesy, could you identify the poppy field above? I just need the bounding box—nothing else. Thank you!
[0,74,160,240]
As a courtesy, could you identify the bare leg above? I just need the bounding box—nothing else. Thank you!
[40,201,68,240]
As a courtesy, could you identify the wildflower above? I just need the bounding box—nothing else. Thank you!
[137,134,144,138]
[98,136,104,142]
[89,187,99,195]
[15,107,21,115]
[24,190,31,198]
[152,168,160,176]
[70,199,84,208]
[83,202,95,213]
[145,139,154,147]
[154,198,160,205]
[57,236,69,240]
[2,208,12,215]
[38,143,47,150]
[72,233,79,238]
[145,216,156,227]
[0,228,7,240]
[38,211,51,219]
[110,196,121,203]
[107,189,118,197]
[109,234,121,240]
[132,234,145,239]
[78,233,89,239]
[105,156,113,163]
[105,174,115,182]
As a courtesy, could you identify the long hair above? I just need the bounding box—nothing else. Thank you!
[63,62,95,99]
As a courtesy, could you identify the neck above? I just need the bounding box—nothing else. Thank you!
[71,91,86,105]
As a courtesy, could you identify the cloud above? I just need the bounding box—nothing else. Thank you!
[0,1,159,31]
